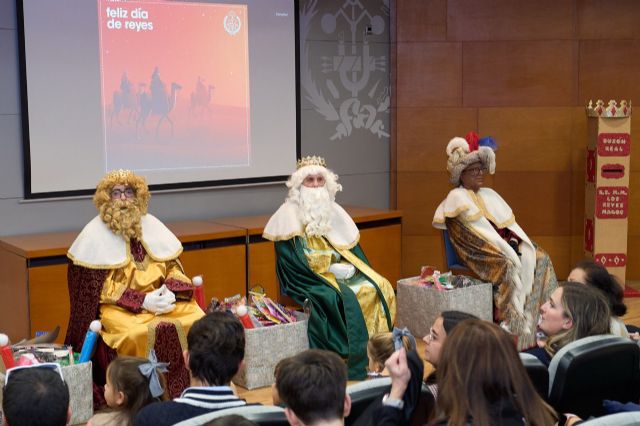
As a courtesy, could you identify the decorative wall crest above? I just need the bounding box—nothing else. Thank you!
[300,0,390,141]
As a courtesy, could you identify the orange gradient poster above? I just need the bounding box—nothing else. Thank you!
[98,0,250,171]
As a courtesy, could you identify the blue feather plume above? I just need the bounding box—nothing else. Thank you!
[478,136,498,151]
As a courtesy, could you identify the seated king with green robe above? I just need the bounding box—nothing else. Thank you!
[263,156,396,379]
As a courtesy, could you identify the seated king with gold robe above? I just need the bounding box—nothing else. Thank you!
[65,170,204,359]
[263,156,396,379]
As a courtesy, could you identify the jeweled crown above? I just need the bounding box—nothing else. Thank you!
[296,155,326,169]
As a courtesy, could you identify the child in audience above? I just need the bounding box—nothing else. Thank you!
[276,349,351,426]
[89,354,168,426]
[423,310,478,370]
[568,259,631,338]
[526,281,611,366]
[366,331,413,377]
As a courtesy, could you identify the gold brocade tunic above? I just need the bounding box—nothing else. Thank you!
[302,235,396,337]
[99,257,204,357]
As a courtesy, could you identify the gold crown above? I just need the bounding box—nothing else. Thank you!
[105,169,135,181]
[296,155,326,169]
[586,100,632,118]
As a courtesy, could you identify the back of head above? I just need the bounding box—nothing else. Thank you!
[437,320,555,426]
[187,312,245,386]
[276,349,347,425]
[548,282,611,354]
[575,259,627,316]
[107,356,166,422]
[367,331,412,369]
[2,368,70,426]
[441,310,478,334]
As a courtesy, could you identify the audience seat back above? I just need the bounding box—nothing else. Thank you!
[346,377,391,426]
[174,405,288,426]
[548,335,640,418]
[519,352,549,399]
[579,411,640,425]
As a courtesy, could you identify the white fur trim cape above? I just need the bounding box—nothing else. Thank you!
[263,201,360,249]
[67,214,183,269]
[433,187,536,323]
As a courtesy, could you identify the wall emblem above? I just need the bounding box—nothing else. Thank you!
[300,0,390,141]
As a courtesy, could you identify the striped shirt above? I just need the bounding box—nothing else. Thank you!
[134,386,249,426]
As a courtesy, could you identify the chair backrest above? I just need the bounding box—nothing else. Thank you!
[443,230,465,270]
[547,335,640,418]
[579,412,640,425]
[519,352,549,399]
[174,405,288,426]
[346,377,391,425]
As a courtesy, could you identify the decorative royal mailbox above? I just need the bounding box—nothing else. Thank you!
[584,100,632,285]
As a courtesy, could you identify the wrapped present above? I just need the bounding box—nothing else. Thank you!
[0,361,93,425]
[395,276,493,338]
[233,311,309,389]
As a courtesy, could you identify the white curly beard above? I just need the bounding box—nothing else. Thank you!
[298,186,333,237]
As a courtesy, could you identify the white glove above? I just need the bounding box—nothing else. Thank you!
[143,285,176,315]
[328,263,356,280]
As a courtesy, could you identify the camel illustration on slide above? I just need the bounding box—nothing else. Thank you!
[136,67,182,139]
[109,72,138,126]
[189,76,215,117]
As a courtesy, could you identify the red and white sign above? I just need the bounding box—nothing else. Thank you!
[594,253,627,267]
[598,133,631,156]
[595,186,629,219]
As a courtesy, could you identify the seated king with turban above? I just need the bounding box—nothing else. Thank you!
[263,156,396,379]
[65,170,204,359]
[433,133,557,349]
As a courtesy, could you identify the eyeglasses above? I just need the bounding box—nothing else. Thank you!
[4,362,65,386]
[463,166,486,176]
[111,187,135,199]
[425,328,438,342]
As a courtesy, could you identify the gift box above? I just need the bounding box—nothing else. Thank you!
[395,277,493,338]
[233,312,309,389]
[0,361,93,425]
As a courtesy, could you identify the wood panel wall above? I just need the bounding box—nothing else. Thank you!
[392,0,640,280]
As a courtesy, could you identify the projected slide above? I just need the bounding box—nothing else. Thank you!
[98,1,250,171]
[20,0,297,197]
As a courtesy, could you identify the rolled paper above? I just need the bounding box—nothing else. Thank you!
[78,320,102,363]
[192,275,206,310]
[236,305,254,329]
[0,333,15,369]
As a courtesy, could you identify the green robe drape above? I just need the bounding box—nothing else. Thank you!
[274,237,393,379]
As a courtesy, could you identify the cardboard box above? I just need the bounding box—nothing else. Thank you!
[395,277,493,338]
[233,312,309,390]
[0,361,93,426]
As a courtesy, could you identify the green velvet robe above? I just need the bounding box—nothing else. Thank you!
[274,237,393,379]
